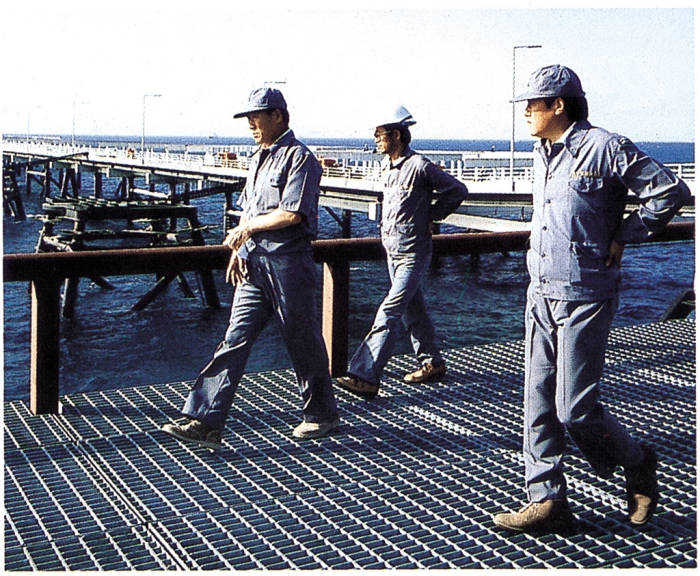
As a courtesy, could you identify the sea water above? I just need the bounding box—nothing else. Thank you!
[2,138,695,403]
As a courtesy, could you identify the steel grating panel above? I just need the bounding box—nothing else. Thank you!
[3,401,73,452]
[4,319,696,569]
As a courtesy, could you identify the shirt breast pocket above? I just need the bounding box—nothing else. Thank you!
[262,171,286,208]
[270,172,287,191]
[568,176,605,213]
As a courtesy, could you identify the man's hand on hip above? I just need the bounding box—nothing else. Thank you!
[606,240,625,268]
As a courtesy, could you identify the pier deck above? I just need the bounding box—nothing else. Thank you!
[4,319,696,570]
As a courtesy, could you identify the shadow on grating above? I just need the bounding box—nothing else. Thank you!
[4,320,696,569]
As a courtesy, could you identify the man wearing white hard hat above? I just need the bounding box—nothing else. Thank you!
[336,106,468,398]
[162,87,339,448]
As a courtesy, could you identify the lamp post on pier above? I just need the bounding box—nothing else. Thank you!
[511,44,541,192]
[141,93,161,163]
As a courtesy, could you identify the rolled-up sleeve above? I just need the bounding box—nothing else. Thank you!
[613,138,691,244]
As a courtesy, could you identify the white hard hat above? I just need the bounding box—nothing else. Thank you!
[377,105,416,128]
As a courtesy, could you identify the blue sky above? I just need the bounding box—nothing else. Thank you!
[1,3,694,142]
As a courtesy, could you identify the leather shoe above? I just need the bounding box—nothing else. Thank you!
[293,415,340,439]
[335,375,379,399]
[625,445,659,526]
[494,499,576,533]
[162,419,222,450]
[403,361,447,383]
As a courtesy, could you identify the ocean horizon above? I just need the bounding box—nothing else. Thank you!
[3,134,695,164]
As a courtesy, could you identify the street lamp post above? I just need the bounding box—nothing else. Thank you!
[511,45,541,191]
[141,94,161,162]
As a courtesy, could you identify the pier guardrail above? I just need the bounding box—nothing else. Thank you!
[3,221,695,416]
[6,139,694,188]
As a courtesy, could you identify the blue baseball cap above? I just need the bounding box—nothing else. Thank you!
[512,64,586,102]
[233,87,287,118]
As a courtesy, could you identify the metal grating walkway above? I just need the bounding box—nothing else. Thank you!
[4,319,696,570]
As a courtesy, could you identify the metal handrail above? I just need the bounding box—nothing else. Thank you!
[3,221,694,415]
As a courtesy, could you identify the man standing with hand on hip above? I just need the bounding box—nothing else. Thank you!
[336,105,468,399]
[162,87,339,449]
[493,65,690,533]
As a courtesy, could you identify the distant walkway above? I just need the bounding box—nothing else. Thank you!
[4,320,696,569]
[4,138,696,195]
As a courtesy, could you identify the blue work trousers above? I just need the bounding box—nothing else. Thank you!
[183,251,338,430]
[523,289,644,502]
[349,248,443,384]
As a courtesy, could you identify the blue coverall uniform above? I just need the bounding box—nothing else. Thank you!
[524,120,690,502]
[182,130,338,430]
[348,147,468,385]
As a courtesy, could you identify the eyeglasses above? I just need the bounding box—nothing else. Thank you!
[374,131,393,140]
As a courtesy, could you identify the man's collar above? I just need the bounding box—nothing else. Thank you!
[553,122,575,144]
[256,128,293,156]
[536,121,591,157]
[564,120,591,157]
[384,146,414,169]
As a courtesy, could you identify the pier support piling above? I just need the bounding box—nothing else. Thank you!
[94,172,103,198]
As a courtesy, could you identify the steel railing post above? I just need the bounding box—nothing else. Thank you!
[322,258,350,377]
[30,276,63,415]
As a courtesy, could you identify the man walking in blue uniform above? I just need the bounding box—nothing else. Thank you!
[162,87,339,449]
[336,106,468,399]
[493,65,690,532]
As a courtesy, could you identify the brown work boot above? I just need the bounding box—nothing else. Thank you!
[493,499,576,533]
[625,445,659,526]
[403,361,447,383]
[335,375,379,399]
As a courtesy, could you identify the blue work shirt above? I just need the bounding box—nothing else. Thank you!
[238,129,322,256]
[381,147,468,254]
[528,120,691,301]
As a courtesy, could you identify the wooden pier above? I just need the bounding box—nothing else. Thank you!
[35,197,221,318]
[4,319,696,569]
